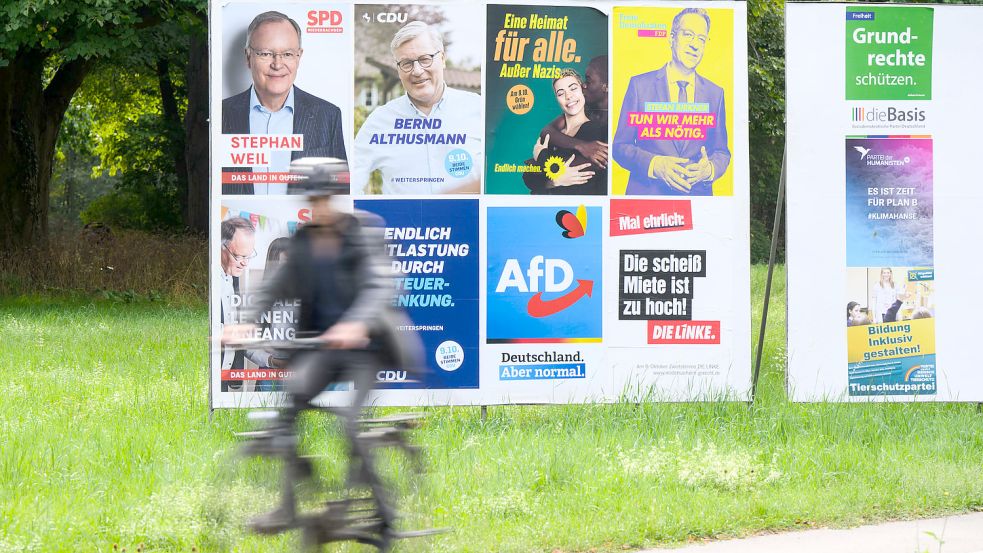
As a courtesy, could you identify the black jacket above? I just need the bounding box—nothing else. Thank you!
[221,85,347,195]
[246,211,424,375]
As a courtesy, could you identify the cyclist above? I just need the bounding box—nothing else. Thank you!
[222,179,422,540]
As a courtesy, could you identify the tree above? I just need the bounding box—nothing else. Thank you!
[65,14,207,233]
[0,0,202,250]
[747,0,786,262]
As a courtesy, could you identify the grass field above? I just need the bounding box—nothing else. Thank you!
[1,266,982,552]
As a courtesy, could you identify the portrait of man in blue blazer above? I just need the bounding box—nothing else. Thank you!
[222,11,347,195]
[613,8,730,196]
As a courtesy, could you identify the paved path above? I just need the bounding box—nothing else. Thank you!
[640,512,983,553]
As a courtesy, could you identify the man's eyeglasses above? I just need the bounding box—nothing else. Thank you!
[248,48,302,63]
[223,242,257,263]
[677,29,708,47]
[395,51,441,73]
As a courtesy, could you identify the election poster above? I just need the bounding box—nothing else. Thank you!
[611,6,735,197]
[213,198,311,398]
[354,199,480,390]
[844,6,933,101]
[846,267,937,397]
[787,2,983,401]
[604,3,750,400]
[483,201,609,403]
[352,4,484,195]
[214,3,353,195]
[845,136,933,268]
[604,198,750,399]
[845,136,936,398]
[484,4,609,196]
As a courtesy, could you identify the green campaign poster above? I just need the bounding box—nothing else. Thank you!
[845,6,933,100]
[484,5,609,195]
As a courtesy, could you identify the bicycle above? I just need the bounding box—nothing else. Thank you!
[228,336,444,551]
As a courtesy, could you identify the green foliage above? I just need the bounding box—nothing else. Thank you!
[748,0,786,263]
[50,103,117,230]
[80,185,182,231]
[81,69,182,178]
[50,17,199,232]
[354,105,384,193]
[2,269,983,551]
[0,1,203,65]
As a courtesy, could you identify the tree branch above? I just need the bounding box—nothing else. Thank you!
[42,57,93,126]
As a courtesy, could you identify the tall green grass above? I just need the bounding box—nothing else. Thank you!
[1,266,981,552]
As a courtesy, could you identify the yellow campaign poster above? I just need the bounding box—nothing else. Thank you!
[847,318,936,366]
[611,6,734,196]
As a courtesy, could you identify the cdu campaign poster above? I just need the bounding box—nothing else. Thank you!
[355,199,480,389]
[352,4,484,195]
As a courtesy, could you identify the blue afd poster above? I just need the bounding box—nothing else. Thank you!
[486,205,603,343]
[355,199,479,389]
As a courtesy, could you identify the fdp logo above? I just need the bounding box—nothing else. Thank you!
[306,10,344,34]
[487,206,602,343]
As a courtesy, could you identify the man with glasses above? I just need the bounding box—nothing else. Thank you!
[223,11,347,195]
[353,21,482,194]
[219,217,274,391]
[613,7,730,196]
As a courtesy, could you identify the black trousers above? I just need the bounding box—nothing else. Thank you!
[281,349,395,528]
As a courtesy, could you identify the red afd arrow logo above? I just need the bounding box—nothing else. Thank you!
[526,280,594,318]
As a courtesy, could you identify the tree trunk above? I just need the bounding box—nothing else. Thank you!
[184,27,210,235]
[0,52,89,250]
[157,57,190,223]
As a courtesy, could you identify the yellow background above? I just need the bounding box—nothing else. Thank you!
[611,6,735,196]
[847,318,936,364]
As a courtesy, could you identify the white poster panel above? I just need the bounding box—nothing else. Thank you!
[209,0,751,409]
[605,3,751,401]
[786,2,983,401]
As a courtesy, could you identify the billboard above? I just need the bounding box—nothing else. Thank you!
[787,2,983,401]
[209,0,750,408]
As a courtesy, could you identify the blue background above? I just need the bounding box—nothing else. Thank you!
[356,199,480,389]
[486,206,603,341]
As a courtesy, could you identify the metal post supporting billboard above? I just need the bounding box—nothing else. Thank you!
[752,147,786,403]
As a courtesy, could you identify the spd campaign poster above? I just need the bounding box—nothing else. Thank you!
[787,2,983,402]
[351,4,484,195]
[213,3,353,195]
[212,198,311,399]
[484,4,609,196]
[611,5,735,197]
[354,199,480,390]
